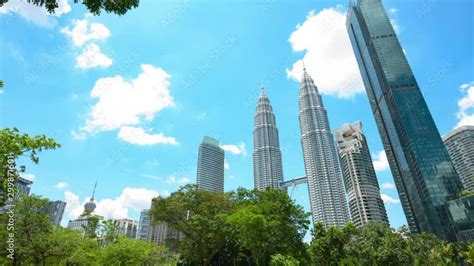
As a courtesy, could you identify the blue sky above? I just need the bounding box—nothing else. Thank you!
[1,0,473,230]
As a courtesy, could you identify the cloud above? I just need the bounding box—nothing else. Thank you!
[118,126,178,145]
[455,81,474,128]
[76,43,112,69]
[390,18,401,34]
[286,7,364,98]
[64,191,83,220]
[20,173,35,181]
[166,176,191,185]
[64,187,160,220]
[221,142,246,156]
[388,8,398,14]
[381,182,395,190]
[224,159,230,170]
[381,193,400,204]
[81,64,174,133]
[55,182,68,189]
[373,150,390,172]
[0,0,71,28]
[61,18,111,47]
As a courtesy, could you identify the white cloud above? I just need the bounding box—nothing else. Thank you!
[76,43,112,69]
[455,81,474,128]
[382,182,395,190]
[388,8,398,14]
[373,150,390,172]
[287,7,364,98]
[381,193,400,204]
[20,173,35,181]
[221,142,246,156]
[166,176,190,185]
[0,0,71,28]
[390,19,401,34]
[55,182,68,189]
[64,191,83,220]
[71,130,87,140]
[224,159,230,170]
[118,126,178,145]
[178,177,191,185]
[54,0,72,17]
[81,64,174,133]
[64,187,160,220]
[0,90,4,94]
[61,18,111,47]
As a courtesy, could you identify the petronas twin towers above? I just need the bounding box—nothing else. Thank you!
[253,69,349,227]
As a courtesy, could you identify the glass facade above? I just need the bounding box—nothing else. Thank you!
[446,195,474,241]
[346,0,462,241]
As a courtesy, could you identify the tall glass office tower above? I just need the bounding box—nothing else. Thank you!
[346,0,462,240]
[335,121,388,227]
[299,69,350,227]
[196,136,225,192]
[253,87,284,190]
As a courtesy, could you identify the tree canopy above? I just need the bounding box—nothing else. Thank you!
[150,185,310,265]
[0,0,139,15]
[0,195,176,265]
[0,128,60,206]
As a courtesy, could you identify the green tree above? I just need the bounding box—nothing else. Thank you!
[0,195,82,265]
[151,184,236,264]
[151,186,309,265]
[270,254,300,266]
[100,237,174,265]
[0,128,60,206]
[0,0,139,15]
[308,222,357,265]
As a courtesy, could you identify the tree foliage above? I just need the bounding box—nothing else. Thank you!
[150,185,310,265]
[0,128,60,206]
[0,0,139,15]
[0,195,176,265]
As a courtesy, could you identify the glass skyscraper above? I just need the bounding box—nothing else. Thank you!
[253,87,284,190]
[299,69,350,228]
[196,136,225,192]
[335,121,388,227]
[346,0,462,240]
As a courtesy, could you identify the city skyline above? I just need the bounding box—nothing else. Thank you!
[1,0,472,230]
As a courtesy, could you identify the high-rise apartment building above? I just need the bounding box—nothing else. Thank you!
[347,0,462,240]
[196,136,225,192]
[335,121,388,227]
[298,69,350,227]
[443,126,474,191]
[253,87,284,190]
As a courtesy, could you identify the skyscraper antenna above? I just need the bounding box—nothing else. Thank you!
[91,181,97,201]
[260,77,264,89]
[302,59,306,71]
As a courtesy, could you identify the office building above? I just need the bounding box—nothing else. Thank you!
[47,200,67,226]
[196,136,225,192]
[16,177,32,198]
[137,209,151,241]
[347,0,462,240]
[253,86,284,190]
[298,68,350,227]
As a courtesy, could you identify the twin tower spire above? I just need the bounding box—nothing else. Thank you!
[253,69,349,227]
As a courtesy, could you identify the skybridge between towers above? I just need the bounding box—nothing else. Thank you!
[280,175,307,195]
